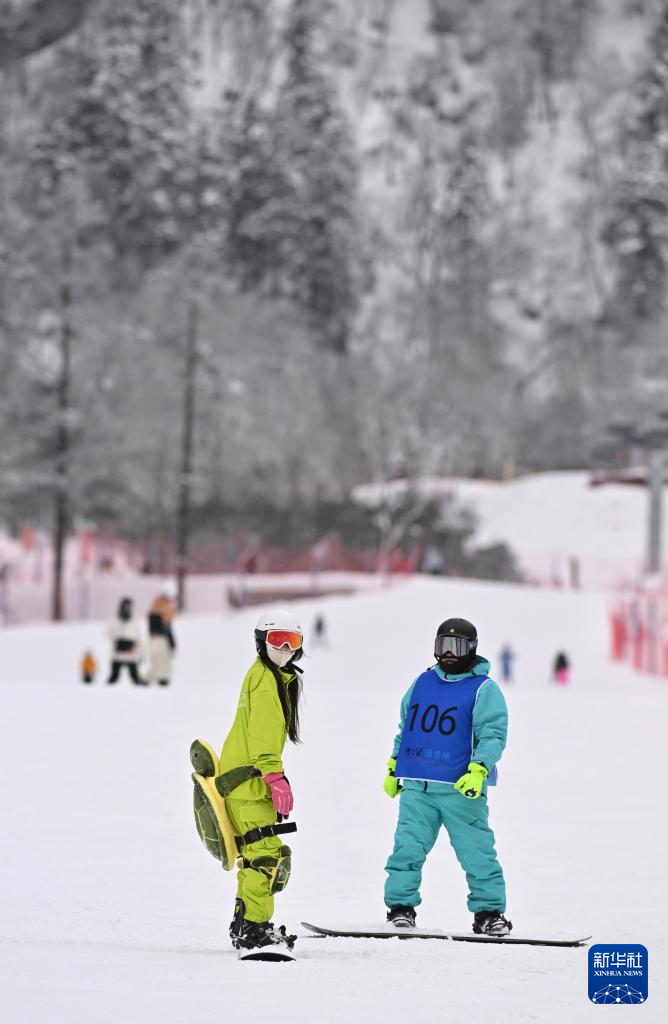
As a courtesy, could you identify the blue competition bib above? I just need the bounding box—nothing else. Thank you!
[395,668,497,785]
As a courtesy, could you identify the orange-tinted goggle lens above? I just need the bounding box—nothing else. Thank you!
[266,629,303,651]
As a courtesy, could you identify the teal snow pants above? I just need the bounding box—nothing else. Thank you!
[384,783,506,912]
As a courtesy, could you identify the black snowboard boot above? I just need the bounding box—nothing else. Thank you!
[229,898,245,943]
[229,898,296,951]
[473,911,513,936]
[386,905,416,928]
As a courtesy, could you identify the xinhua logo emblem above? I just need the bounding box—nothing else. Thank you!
[588,944,648,1004]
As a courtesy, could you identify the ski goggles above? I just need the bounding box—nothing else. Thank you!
[266,629,303,651]
[434,635,477,657]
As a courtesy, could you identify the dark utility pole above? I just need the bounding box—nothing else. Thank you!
[647,448,665,575]
[608,420,668,577]
[176,300,198,612]
[52,241,73,622]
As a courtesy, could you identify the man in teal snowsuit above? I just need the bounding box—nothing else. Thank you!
[383,617,512,936]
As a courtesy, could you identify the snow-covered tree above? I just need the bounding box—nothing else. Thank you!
[26,0,226,275]
[604,3,668,322]
[218,1,360,353]
[0,0,94,67]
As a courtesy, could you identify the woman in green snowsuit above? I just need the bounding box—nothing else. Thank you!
[220,611,304,951]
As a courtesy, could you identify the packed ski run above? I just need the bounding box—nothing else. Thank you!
[1,576,666,1022]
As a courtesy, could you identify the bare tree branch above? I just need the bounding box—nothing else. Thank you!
[0,0,95,68]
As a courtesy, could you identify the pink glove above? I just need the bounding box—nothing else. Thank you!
[263,773,294,817]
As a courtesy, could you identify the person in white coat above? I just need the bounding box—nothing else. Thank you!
[146,580,177,686]
[107,597,146,685]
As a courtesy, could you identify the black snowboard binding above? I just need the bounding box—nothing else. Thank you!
[229,898,296,951]
[386,905,416,928]
[473,911,513,936]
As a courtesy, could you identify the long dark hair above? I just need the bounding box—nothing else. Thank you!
[259,651,303,744]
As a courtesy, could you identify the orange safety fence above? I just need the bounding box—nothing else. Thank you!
[609,585,668,677]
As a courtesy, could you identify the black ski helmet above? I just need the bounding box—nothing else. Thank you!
[434,617,478,672]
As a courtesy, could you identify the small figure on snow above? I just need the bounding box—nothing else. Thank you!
[312,612,328,647]
[190,610,304,955]
[498,643,515,684]
[0,561,10,625]
[383,617,512,936]
[422,546,444,575]
[80,649,97,684]
[107,597,146,685]
[146,580,177,686]
[552,650,570,686]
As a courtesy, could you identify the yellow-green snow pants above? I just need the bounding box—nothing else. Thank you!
[226,797,283,923]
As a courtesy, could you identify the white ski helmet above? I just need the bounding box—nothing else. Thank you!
[255,610,304,668]
[160,578,178,600]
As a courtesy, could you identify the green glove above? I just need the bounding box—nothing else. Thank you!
[454,762,488,799]
[383,756,402,798]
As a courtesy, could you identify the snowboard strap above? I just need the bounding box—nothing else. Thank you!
[240,821,297,846]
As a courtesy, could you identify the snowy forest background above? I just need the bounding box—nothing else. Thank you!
[2,0,668,571]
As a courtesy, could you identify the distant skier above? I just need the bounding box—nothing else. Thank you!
[552,651,570,686]
[498,643,515,684]
[107,597,145,685]
[146,580,177,686]
[383,617,512,936]
[312,613,327,647]
[194,611,304,954]
[0,561,9,625]
[80,649,97,684]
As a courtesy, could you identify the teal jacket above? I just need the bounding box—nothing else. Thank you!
[391,655,508,791]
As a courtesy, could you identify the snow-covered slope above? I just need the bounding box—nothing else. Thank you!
[356,470,664,587]
[1,577,665,1022]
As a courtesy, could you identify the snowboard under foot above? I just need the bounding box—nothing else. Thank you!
[302,921,590,948]
[238,949,296,962]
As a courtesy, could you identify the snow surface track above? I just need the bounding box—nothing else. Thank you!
[1,577,666,1023]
